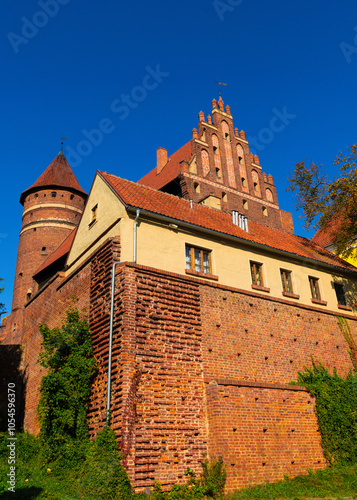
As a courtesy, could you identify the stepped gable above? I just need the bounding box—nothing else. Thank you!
[100,171,357,273]
[138,141,192,190]
[20,152,87,204]
[33,228,77,278]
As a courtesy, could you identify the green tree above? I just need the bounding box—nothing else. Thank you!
[287,144,357,257]
[37,307,97,467]
[0,278,6,316]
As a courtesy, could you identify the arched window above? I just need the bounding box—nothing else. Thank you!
[237,144,248,192]
[211,135,222,181]
[265,188,273,202]
[201,150,210,177]
[221,121,230,142]
[221,123,236,188]
[251,170,261,197]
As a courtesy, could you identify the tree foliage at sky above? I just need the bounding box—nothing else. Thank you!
[0,278,5,315]
[287,144,357,257]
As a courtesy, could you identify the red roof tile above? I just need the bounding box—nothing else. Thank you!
[311,217,343,248]
[33,229,77,278]
[100,172,357,273]
[20,153,87,204]
[138,141,192,190]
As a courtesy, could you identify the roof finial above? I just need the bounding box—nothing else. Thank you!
[59,137,67,156]
[215,81,227,98]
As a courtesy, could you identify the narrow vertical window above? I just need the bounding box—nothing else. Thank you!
[90,204,98,226]
[250,262,263,286]
[334,283,347,306]
[281,270,293,293]
[309,276,321,301]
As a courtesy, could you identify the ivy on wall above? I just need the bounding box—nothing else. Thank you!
[37,307,98,466]
[295,358,357,465]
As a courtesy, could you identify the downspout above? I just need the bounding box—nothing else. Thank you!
[106,209,140,426]
[133,209,140,264]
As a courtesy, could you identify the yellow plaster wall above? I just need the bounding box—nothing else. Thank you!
[134,216,357,315]
[66,175,126,270]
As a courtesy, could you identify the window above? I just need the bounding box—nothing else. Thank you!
[334,283,347,306]
[250,262,263,286]
[309,276,321,301]
[70,194,75,200]
[216,167,221,178]
[222,192,227,203]
[241,177,247,188]
[243,199,248,210]
[281,270,293,294]
[262,206,268,216]
[51,191,57,198]
[90,204,98,226]
[186,245,211,274]
[194,182,200,193]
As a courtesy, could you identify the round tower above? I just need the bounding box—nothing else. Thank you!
[11,150,87,313]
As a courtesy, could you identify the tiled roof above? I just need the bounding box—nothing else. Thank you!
[138,141,192,190]
[20,153,87,204]
[33,229,77,278]
[100,172,357,273]
[311,218,342,248]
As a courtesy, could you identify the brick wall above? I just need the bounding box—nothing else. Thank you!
[2,244,357,492]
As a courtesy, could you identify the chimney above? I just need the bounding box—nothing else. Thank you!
[156,147,168,174]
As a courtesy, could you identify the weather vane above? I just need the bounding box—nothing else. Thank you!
[215,81,227,97]
[60,137,67,153]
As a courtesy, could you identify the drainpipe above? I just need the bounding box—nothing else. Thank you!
[133,209,140,264]
[106,209,140,426]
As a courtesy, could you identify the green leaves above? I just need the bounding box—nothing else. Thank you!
[287,144,357,257]
[37,308,97,467]
[296,358,357,465]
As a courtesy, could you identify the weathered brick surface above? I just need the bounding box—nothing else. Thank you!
[205,382,325,491]
[2,246,357,492]
[200,285,356,384]
[200,280,357,490]
[130,268,207,489]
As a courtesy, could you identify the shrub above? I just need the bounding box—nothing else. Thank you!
[37,307,97,468]
[81,427,133,499]
[295,358,357,464]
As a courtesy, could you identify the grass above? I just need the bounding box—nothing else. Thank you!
[0,433,356,499]
[228,465,357,499]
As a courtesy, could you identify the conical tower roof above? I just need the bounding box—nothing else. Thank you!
[20,151,87,205]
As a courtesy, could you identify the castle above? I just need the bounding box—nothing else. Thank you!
[2,98,357,492]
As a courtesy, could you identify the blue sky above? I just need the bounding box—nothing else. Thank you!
[1,0,357,314]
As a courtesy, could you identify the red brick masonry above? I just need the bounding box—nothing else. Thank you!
[3,238,357,492]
